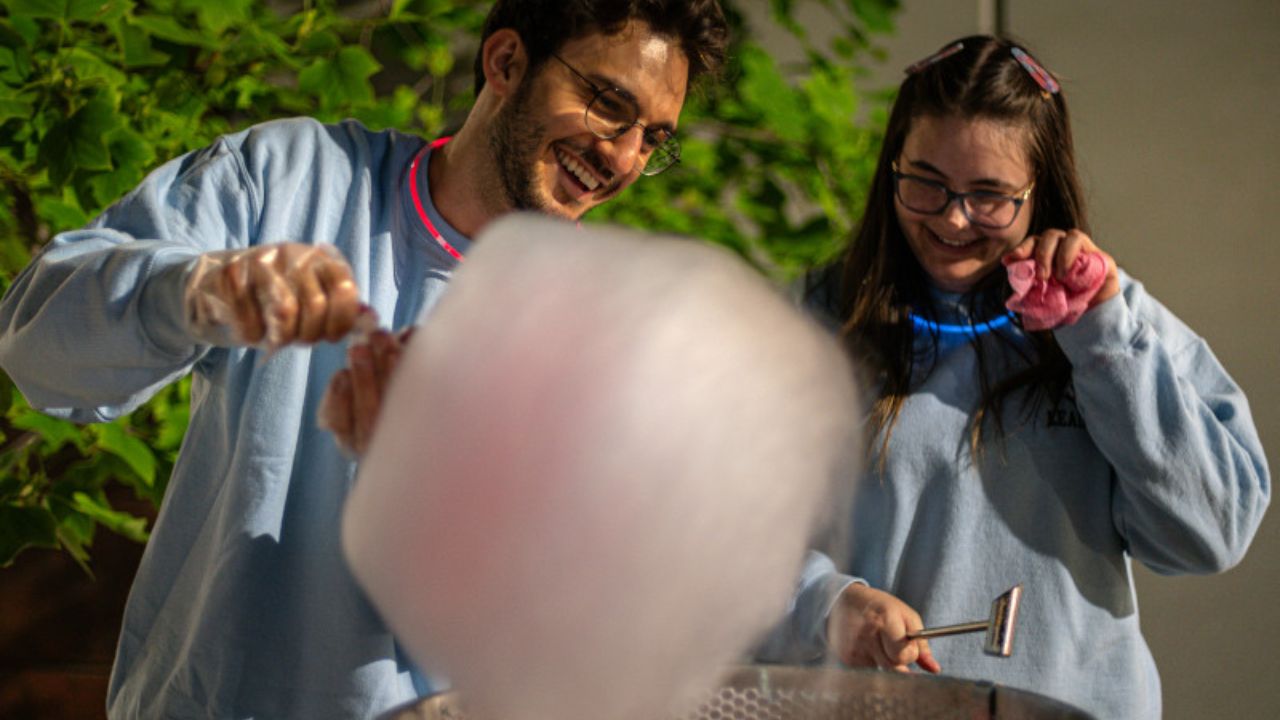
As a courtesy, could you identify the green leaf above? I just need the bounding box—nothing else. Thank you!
[0,97,33,126]
[57,46,128,86]
[35,192,90,234]
[93,421,156,487]
[5,16,40,47]
[0,44,35,86]
[803,65,857,131]
[389,0,413,19]
[192,0,252,34]
[119,23,169,67]
[848,0,899,34]
[0,503,59,567]
[0,231,32,277]
[353,84,418,130]
[88,126,154,206]
[9,407,83,453]
[401,44,430,72]
[230,74,268,110]
[47,487,96,546]
[738,45,807,143]
[239,24,297,67]
[0,20,30,51]
[71,490,149,541]
[127,14,217,48]
[423,37,453,78]
[37,93,121,186]
[145,378,190,453]
[67,0,125,22]
[4,0,123,22]
[298,28,341,56]
[5,0,64,20]
[110,125,153,169]
[0,473,25,501]
[298,46,381,108]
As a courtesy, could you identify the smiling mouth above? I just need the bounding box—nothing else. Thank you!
[929,227,983,249]
[555,146,603,192]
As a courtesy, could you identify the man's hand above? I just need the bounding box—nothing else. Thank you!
[828,583,942,674]
[319,328,412,456]
[183,243,361,349]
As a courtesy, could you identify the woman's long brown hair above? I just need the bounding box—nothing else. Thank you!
[810,35,1089,458]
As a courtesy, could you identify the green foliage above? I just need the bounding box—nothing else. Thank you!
[0,0,898,570]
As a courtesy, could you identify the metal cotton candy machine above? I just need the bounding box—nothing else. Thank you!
[386,665,1097,720]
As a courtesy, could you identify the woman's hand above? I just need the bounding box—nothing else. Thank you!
[1004,228,1120,309]
[828,583,941,674]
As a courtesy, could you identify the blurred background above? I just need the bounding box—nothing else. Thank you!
[1,0,1275,717]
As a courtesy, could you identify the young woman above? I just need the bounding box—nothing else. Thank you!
[758,36,1269,719]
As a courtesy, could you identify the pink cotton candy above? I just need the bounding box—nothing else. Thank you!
[1004,252,1107,331]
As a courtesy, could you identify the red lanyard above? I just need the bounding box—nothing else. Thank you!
[408,137,465,262]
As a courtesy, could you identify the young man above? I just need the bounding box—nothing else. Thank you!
[0,1,728,718]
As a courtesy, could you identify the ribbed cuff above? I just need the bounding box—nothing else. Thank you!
[138,251,203,356]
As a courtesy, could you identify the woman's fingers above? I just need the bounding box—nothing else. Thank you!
[1004,234,1037,265]
[1008,228,1104,280]
[1032,229,1065,280]
[1054,228,1092,279]
[830,584,942,673]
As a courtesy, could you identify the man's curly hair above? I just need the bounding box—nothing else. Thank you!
[473,0,730,94]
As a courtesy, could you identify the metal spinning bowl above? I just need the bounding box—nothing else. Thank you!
[386,665,1096,720]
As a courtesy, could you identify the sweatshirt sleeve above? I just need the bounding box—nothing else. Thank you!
[1054,274,1270,575]
[752,550,860,663]
[0,136,260,422]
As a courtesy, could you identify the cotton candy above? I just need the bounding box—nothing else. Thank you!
[342,214,861,720]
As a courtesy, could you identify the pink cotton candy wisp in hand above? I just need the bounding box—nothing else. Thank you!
[1004,252,1107,331]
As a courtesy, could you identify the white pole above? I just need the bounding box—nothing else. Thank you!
[977,0,1008,36]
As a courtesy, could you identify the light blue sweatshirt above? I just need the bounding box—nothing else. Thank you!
[758,277,1270,719]
[0,118,468,719]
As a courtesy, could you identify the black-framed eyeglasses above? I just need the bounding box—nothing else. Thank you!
[891,161,1033,230]
[550,53,680,176]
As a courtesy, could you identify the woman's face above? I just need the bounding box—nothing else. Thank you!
[894,114,1035,294]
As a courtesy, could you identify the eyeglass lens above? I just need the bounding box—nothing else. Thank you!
[896,175,1019,228]
[584,90,679,175]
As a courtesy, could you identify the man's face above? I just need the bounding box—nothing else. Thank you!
[488,20,690,220]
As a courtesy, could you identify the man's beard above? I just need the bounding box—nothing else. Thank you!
[488,79,550,214]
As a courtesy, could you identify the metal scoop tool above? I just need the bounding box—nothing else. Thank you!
[907,584,1023,657]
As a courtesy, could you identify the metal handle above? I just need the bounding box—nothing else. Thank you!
[907,620,988,640]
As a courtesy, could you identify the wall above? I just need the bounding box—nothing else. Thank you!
[1016,3,1280,718]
